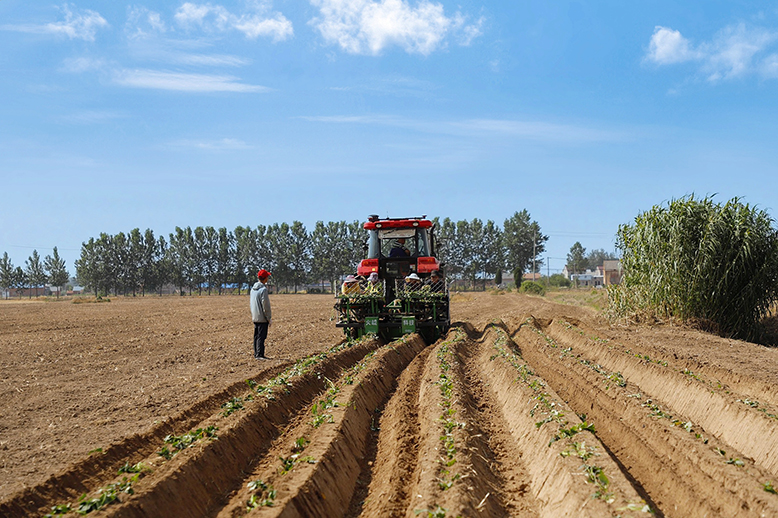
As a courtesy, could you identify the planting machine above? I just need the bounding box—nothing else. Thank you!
[335,215,450,342]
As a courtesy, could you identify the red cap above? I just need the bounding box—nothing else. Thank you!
[257,269,271,280]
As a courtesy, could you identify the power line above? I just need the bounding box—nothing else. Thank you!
[546,231,614,237]
[6,244,80,251]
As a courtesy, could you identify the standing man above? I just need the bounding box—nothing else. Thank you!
[250,269,272,360]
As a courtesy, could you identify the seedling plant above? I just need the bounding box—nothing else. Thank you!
[435,332,465,491]
[246,479,277,509]
[158,425,217,460]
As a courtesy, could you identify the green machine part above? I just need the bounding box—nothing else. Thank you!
[365,316,379,334]
[402,316,416,334]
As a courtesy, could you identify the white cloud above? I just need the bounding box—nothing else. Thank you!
[169,137,253,150]
[703,24,776,80]
[300,115,398,123]
[58,110,126,124]
[458,14,484,46]
[1,4,108,41]
[309,0,482,55]
[174,2,293,42]
[113,69,269,92]
[449,119,624,143]
[175,53,250,66]
[125,31,251,67]
[327,75,436,97]
[301,114,625,143]
[126,6,167,39]
[646,23,778,82]
[233,14,293,42]
[60,56,107,73]
[760,53,778,78]
[646,26,701,64]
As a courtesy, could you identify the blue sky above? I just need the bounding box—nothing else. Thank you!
[2,0,778,275]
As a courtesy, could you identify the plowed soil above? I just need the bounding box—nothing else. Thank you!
[2,292,778,517]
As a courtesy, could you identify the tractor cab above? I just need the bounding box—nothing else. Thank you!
[357,216,440,293]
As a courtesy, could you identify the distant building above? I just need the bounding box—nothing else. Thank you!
[569,266,604,287]
[603,260,623,285]
[522,272,542,282]
[3,286,47,297]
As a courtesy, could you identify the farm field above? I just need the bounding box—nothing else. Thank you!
[2,292,778,517]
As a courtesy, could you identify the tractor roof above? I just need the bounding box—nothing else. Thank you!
[363,217,432,230]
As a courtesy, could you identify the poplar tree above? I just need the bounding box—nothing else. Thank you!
[44,247,69,298]
[24,250,46,297]
[0,252,14,299]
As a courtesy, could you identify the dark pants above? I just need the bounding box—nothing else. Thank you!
[253,322,269,358]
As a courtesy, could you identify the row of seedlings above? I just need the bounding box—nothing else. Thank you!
[482,322,650,517]
[519,319,778,517]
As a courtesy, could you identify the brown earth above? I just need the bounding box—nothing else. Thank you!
[1,292,778,517]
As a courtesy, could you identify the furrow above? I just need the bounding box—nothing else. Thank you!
[546,319,778,477]
[218,335,428,518]
[477,323,649,517]
[90,339,383,518]
[0,363,294,518]
[359,344,433,517]
[517,319,778,518]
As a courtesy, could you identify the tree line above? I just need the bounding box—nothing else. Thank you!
[0,211,547,297]
[1,248,69,298]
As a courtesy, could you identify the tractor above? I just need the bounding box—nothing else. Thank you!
[335,215,450,343]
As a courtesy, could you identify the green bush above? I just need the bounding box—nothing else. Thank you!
[519,280,546,296]
[548,273,571,288]
[608,195,778,342]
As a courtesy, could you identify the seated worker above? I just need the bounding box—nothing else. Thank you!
[365,272,382,294]
[426,270,445,293]
[404,273,423,292]
[389,238,411,257]
[341,275,362,295]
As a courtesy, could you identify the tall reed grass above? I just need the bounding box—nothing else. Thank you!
[608,195,778,343]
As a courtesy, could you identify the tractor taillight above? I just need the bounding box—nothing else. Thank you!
[417,256,438,273]
[358,258,379,275]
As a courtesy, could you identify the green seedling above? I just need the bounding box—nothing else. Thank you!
[76,476,137,514]
[221,397,244,417]
[560,441,597,462]
[44,503,73,517]
[415,505,448,517]
[246,479,277,509]
[726,458,745,467]
[764,481,777,494]
[279,453,317,475]
[312,413,334,427]
[618,502,653,513]
[279,455,296,474]
[158,426,218,459]
[549,422,596,446]
[118,461,150,474]
[583,464,611,500]
[606,371,627,388]
[293,436,310,452]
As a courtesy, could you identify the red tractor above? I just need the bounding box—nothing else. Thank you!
[335,215,450,342]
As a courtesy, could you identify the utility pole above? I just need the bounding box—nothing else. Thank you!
[532,229,536,280]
